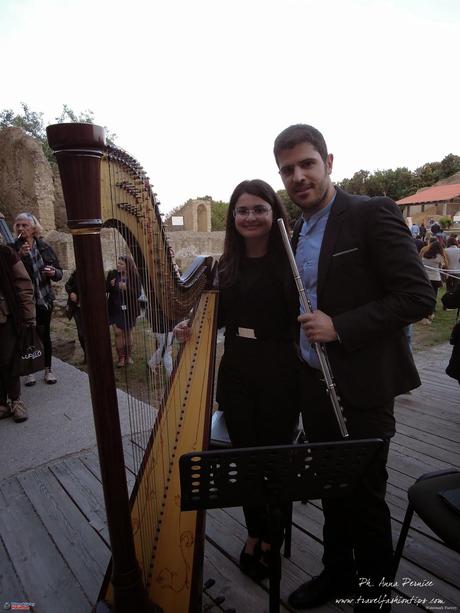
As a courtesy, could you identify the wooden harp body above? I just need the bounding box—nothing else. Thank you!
[47,123,218,613]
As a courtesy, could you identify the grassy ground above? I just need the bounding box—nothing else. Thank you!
[50,312,170,404]
[51,288,457,399]
[412,287,458,349]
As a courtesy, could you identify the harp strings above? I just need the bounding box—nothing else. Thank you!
[104,150,193,586]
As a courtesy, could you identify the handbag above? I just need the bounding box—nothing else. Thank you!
[12,326,45,377]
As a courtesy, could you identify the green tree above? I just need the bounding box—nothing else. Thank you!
[414,161,442,188]
[211,200,229,230]
[366,167,416,201]
[277,189,299,225]
[440,154,460,179]
[0,102,117,162]
[337,170,370,195]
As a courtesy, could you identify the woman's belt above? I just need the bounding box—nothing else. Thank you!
[225,325,294,342]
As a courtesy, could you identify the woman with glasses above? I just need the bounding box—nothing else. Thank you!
[176,179,300,581]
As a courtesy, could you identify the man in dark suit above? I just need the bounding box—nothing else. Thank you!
[273,124,435,611]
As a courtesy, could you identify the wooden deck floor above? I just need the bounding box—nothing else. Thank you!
[1,343,459,612]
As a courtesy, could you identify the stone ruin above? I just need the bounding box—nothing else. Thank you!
[0,127,224,302]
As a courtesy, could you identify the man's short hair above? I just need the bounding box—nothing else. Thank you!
[273,124,328,164]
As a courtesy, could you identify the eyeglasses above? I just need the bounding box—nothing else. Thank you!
[233,206,272,218]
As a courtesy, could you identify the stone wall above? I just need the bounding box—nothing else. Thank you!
[167,230,224,271]
[0,127,56,231]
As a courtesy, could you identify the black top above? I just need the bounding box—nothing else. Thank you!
[106,269,141,329]
[218,254,298,341]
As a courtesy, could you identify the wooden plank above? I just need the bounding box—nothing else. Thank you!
[0,532,27,603]
[0,478,90,613]
[79,446,137,496]
[399,376,460,397]
[205,508,344,612]
[395,422,460,457]
[290,490,460,602]
[396,403,460,435]
[387,446,451,480]
[391,519,460,588]
[391,438,460,470]
[18,467,110,602]
[393,555,460,608]
[49,458,109,543]
[387,465,418,492]
[289,503,459,609]
[390,438,460,470]
[202,589,225,612]
[204,537,294,613]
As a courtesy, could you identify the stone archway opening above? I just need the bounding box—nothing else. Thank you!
[197,203,208,232]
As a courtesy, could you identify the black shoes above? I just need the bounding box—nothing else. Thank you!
[288,570,356,609]
[239,544,269,582]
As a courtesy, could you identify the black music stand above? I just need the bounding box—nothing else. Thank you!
[180,438,382,613]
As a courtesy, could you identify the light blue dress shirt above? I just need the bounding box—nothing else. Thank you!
[295,194,336,368]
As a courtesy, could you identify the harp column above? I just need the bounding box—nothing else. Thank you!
[46,123,158,613]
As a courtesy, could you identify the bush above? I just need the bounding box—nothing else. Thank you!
[439,216,452,229]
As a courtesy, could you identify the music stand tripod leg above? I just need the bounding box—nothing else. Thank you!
[266,494,284,613]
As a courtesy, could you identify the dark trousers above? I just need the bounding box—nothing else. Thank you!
[218,336,300,542]
[36,304,53,368]
[300,363,395,588]
[0,318,21,404]
[430,280,442,311]
[73,308,86,355]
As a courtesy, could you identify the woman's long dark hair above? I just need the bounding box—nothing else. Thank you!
[424,238,444,259]
[118,255,141,293]
[218,179,291,287]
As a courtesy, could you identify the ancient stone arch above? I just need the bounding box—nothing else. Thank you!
[196,202,208,232]
[178,198,211,232]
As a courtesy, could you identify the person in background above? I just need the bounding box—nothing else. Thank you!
[65,269,86,363]
[420,238,448,319]
[419,222,427,239]
[413,234,425,253]
[273,124,434,611]
[147,245,179,378]
[445,236,460,292]
[148,328,174,377]
[175,179,300,582]
[430,220,441,236]
[12,212,62,385]
[106,255,141,367]
[0,241,36,422]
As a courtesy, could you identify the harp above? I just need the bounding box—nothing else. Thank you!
[46,123,218,613]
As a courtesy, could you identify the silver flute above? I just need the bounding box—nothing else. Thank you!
[277,218,349,438]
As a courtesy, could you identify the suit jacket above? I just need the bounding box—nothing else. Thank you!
[296,187,435,408]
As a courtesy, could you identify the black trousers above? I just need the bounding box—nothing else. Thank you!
[0,318,21,404]
[300,363,395,588]
[73,308,86,355]
[217,336,301,542]
[36,304,53,368]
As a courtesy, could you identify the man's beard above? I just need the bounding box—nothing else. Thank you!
[292,176,331,214]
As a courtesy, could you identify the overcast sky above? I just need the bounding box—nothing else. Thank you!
[2,0,459,213]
